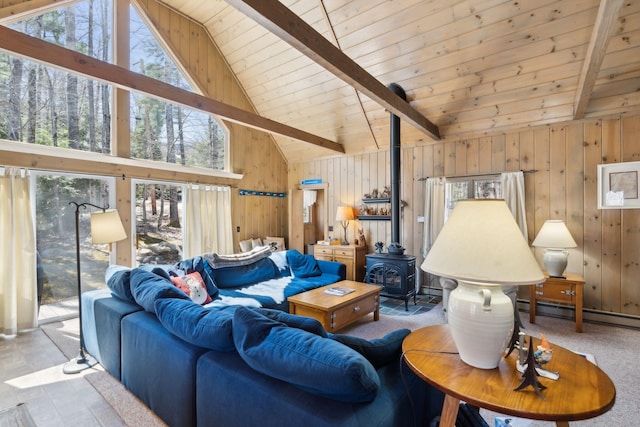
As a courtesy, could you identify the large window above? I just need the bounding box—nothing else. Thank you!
[32,172,115,321]
[134,180,185,265]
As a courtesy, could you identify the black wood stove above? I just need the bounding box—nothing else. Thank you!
[365,83,416,311]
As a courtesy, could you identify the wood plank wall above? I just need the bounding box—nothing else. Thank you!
[289,113,640,318]
[137,0,289,251]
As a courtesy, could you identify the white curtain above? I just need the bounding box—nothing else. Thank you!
[419,177,446,290]
[303,190,317,207]
[0,168,38,335]
[184,185,233,257]
[501,171,528,241]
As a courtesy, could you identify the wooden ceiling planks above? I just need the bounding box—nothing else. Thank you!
[151,0,640,162]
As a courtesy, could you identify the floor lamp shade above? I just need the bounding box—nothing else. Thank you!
[90,210,127,244]
[421,200,544,369]
[336,206,354,244]
[532,220,577,278]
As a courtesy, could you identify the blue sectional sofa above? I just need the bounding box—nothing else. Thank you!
[82,249,445,427]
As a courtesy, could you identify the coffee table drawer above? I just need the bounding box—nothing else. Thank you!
[330,294,378,331]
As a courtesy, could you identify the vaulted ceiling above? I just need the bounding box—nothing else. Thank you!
[4,0,640,165]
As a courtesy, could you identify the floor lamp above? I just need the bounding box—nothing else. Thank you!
[63,202,127,374]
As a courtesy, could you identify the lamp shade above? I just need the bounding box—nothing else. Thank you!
[421,199,544,285]
[532,220,577,249]
[336,206,355,221]
[90,210,127,244]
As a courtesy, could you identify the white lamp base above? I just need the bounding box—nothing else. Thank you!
[448,280,514,369]
[543,249,569,278]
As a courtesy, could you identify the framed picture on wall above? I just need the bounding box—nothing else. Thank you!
[597,161,640,209]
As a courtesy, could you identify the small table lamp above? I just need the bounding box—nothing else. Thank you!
[64,203,127,374]
[336,206,354,245]
[532,220,577,278]
[421,200,544,369]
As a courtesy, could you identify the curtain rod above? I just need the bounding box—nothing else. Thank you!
[418,169,537,181]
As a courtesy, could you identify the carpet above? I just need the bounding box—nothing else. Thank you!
[0,403,37,427]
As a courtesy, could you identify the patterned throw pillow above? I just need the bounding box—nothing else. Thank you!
[171,271,212,305]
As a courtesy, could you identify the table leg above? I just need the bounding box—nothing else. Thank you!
[555,421,569,427]
[373,297,380,321]
[439,394,460,427]
[575,284,583,333]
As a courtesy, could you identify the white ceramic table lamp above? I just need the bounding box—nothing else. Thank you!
[532,220,577,278]
[421,200,544,369]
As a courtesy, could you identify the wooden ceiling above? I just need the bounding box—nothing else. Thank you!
[6,0,640,164]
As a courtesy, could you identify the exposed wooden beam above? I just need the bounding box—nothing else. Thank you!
[573,0,624,119]
[0,25,344,154]
[225,0,441,141]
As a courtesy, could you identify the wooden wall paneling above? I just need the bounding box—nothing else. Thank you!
[549,125,568,219]
[478,137,492,173]
[491,134,506,173]
[455,140,467,174]
[564,121,585,276]
[621,115,640,315]
[601,117,622,312]
[504,132,520,173]
[466,138,479,174]
[433,142,445,177]
[444,142,456,175]
[533,128,551,232]
[583,120,603,309]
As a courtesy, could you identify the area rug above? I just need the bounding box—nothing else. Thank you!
[0,403,37,427]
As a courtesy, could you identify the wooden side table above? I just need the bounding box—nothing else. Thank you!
[529,273,584,332]
[402,325,615,427]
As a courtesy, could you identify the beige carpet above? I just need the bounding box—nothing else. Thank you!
[42,303,638,427]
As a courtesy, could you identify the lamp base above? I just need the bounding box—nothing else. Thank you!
[448,280,514,369]
[63,352,97,374]
[543,249,569,278]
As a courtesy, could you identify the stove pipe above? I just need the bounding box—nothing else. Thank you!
[387,83,405,255]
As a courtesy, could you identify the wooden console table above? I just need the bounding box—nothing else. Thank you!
[529,273,584,332]
[402,325,615,427]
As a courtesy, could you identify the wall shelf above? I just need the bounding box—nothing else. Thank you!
[362,198,390,204]
[357,215,391,221]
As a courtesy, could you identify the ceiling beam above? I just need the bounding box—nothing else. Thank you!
[225,0,441,141]
[573,0,624,119]
[0,25,344,154]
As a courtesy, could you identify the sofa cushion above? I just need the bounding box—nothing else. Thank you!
[211,257,278,289]
[105,265,135,303]
[155,298,238,352]
[255,308,327,336]
[170,272,213,305]
[232,306,380,403]
[286,249,322,278]
[329,329,411,368]
[130,268,189,312]
[175,256,219,298]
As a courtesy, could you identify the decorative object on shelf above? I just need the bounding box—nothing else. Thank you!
[335,206,355,245]
[300,178,322,185]
[239,189,286,198]
[515,333,559,382]
[532,220,577,278]
[380,185,391,198]
[421,200,544,369]
[375,241,384,253]
[356,228,367,248]
[65,202,127,374]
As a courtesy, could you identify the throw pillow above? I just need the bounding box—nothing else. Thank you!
[175,256,219,298]
[232,306,380,403]
[286,249,322,278]
[155,298,238,353]
[264,236,285,252]
[329,329,411,368]
[129,268,189,312]
[251,238,263,248]
[239,239,252,253]
[170,272,212,305]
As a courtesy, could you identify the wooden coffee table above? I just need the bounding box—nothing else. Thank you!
[402,325,615,427]
[288,280,380,332]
